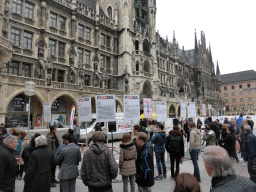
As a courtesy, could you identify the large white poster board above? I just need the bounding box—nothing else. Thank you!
[96,95,116,122]
[44,102,51,122]
[180,100,186,118]
[124,95,140,121]
[143,98,152,117]
[189,102,196,118]
[116,116,132,133]
[156,101,167,122]
[202,104,206,116]
[78,97,92,122]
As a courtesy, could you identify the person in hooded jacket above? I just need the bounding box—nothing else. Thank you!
[136,132,154,191]
[203,125,216,146]
[119,133,137,192]
[151,123,166,180]
[189,121,201,182]
[81,131,118,192]
[165,125,184,180]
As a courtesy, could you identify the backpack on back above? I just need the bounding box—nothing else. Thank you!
[168,134,182,152]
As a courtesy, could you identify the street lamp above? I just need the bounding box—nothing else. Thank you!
[24,81,36,135]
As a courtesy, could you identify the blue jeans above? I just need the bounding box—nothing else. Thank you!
[190,149,201,181]
[155,152,166,176]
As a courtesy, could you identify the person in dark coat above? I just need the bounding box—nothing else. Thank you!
[0,135,18,192]
[165,126,184,179]
[197,118,202,132]
[21,134,41,172]
[23,135,56,192]
[203,146,256,191]
[95,122,103,132]
[151,124,166,180]
[135,132,154,191]
[218,125,236,159]
[242,125,256,183]
[183,119,190,142]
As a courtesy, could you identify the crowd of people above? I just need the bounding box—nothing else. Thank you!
[1,114,256,192]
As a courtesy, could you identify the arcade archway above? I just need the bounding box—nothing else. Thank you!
[5,93,43,128]
[169,104,176,118]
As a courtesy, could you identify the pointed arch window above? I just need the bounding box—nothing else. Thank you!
[107,6,112,19]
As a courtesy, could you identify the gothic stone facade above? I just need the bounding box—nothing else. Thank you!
[0,0,222,127]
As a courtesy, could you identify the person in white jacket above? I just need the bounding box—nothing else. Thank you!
[188,121,202,182]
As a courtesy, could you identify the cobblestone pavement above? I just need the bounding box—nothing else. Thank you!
[15,139,250,192]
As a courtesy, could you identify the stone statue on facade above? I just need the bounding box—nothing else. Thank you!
[69,52,74,66]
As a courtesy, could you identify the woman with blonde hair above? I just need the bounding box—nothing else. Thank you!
[119,132,137,192]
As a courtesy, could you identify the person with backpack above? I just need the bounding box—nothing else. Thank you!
[165,126,184,180]
[151,123,166,180]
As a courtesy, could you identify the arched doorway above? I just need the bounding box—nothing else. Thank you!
[140,80,152,111]
[5,93,43,128]
[116,99,123,112]
[51,95,76,127]
[169,105,176,118]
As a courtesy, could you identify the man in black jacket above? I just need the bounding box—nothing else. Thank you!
[24,135,56,192]
[165,126,184,179]
[203,146,256,191]
[0,135,18,192]
[136,132,154,191]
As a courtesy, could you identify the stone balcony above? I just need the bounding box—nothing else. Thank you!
[0,35,13,65]
[4,75,123,95]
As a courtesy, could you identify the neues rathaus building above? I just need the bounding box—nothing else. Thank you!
[0,0,222,127]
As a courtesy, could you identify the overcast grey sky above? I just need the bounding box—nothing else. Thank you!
[156,0,256,75]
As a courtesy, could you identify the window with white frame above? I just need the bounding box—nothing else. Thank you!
[240,91,243,96]
[249,97,252,102]
[224,93,228,97]
[85,51,90,64]
[240,98,244,103]
[25,2,34,19]
[12,0,22,14]
[78,24,84,38]
[100,55,105,68]
[85,27,90,40]
[77,48,83,61]
[49,39,56,55]
[100,34,105,46]
[23,32,32,49]
[11,28,21,46]
[50,13,57,27]
[59,16,66,30]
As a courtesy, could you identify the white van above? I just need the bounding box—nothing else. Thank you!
[79,113,138,143]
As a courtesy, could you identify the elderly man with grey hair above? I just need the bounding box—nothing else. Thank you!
[24,135,56,192]
[242,125,256,183]
[203,145,256,191]
[0,135,18,192]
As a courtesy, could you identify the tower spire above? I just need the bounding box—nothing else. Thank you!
[194,29,198,54]
[209,42,213,63]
